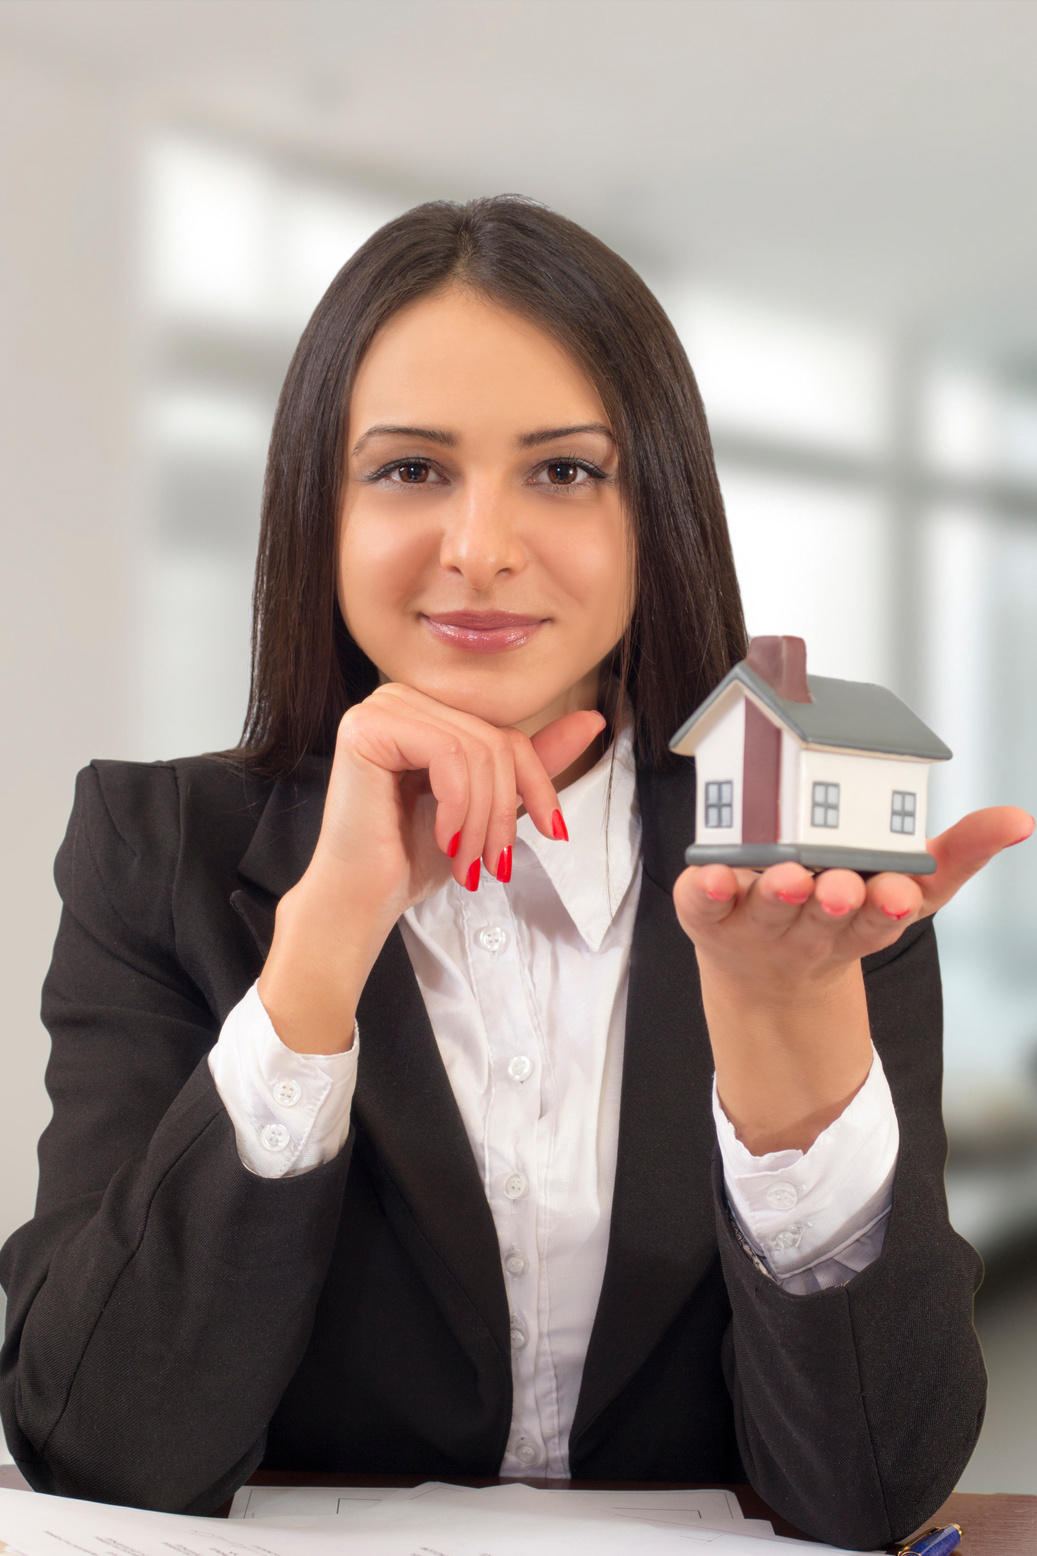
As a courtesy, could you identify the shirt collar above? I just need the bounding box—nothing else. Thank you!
[515,725,641,952]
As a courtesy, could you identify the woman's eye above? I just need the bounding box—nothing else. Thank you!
[393,461,431,484]
[368,458,444,486]
[533,459,603,488]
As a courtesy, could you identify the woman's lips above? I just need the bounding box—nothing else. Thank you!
[422,612,547,654]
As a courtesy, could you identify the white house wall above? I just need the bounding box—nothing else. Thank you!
[691,693,745,844]
[796,748,931,850]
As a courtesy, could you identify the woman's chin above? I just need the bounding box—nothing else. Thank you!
[396,669,563,731]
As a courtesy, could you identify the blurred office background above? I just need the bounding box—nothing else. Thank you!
[1,0,1036,1490]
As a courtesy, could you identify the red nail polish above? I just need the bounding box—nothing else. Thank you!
[1008,833,1033,846]
[465,859,481,892]
[551,808,569,841]
[496,846,512,884]
[821,901,851,917]
[447,831,461,859]
[883,905,911,919]
[777,890,810,905]
[706,888,731,902]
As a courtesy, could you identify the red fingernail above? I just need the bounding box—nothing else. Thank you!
[465,859,481,892]
[496,846,512,884]
[447,831,461,859]
[777,890,810,905]
[706,888,732,902]
[883,905,911,919]
[1009,833,1033,846]
[551,809,569,841]
[821,901,851,917]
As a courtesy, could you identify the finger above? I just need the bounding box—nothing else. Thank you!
[805,868,868,924]
[480,729,521,882]
[740,863,816,932]
[529,709,607,779]
[368,715,472,862]
[353,690,502,882]
[918,805,1035,915]
[673,864,742,937]
[447,737,495,889]
[507,729,568,841]
[333,705,478,882]
[377,688,604,848]
[509,710,606,842]
[829,871,925,956]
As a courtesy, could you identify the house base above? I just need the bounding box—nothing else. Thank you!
[682,842,936,875]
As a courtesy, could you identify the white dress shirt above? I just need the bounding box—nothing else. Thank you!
[209,729,899,1475]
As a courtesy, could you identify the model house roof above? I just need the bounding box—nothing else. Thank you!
[670,662,952,761]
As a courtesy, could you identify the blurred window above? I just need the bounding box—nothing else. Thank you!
[669,287,890,456]
[923,364,1037,486]
[139,135,400,758]
[144,139,394,331]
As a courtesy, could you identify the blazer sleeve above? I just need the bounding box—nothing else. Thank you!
[0,762,353,1515]
[716,916,986,1550]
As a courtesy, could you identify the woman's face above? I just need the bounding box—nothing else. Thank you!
[338,285,632,734]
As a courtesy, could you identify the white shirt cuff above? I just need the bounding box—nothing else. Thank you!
[208,981,358,1178]
[713,1045,899,1289]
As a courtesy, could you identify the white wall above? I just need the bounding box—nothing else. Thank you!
[797,749,930,850]
[0,46,139,1250]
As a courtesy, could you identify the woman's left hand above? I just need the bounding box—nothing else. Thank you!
[673,804,1034,1155]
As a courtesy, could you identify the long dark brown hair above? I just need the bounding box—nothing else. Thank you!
[234,195,746,775]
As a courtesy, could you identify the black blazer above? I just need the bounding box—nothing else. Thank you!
[0,754,985,1546]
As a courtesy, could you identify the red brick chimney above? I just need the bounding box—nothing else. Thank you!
[745,636,812,703]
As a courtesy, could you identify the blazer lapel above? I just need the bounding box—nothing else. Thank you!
[231,755,329,953]
[571,759,721,1453]
[231,760,511,1383]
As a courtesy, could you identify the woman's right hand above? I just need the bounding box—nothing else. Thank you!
[257,684,605,1054]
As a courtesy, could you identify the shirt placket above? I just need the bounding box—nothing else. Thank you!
[460,876,548,1472]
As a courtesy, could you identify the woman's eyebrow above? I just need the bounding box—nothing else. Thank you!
[518,423,614,447]
[352,425,456,455]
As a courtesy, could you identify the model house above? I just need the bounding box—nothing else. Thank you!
[669,636,951,875]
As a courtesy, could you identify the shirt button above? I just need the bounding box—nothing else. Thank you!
[478,926,508,953]
[515,1439,540,1465]
[507,1054,533,1083]
[272,1078,302,1107]
[765,1182,799,1210]
[770,1224,803,1252]
[260,1122,290,1152]
[504,1248,528,1277]
[510,1318,528,1350]
[503,1172,528,1200]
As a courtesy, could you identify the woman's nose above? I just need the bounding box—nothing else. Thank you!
[438,481,526,589]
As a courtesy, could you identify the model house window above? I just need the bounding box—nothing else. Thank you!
[704,780,733,828]
[890,790,917,834]
[811,782,840,828]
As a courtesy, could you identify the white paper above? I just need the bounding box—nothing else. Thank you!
[227,1481,794,1541]
[0,1484,867,1556]
[229,1480,745,1523]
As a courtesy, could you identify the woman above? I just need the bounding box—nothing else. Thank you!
[1,197,1029,1546]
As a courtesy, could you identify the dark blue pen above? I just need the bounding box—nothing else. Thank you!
[898,1524,963,1556]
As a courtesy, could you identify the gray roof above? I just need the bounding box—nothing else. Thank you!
[670,663,952,761]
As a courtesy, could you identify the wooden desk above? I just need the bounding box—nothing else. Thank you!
[235,1470,1037,1553]
[920,1492,1037,1556]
